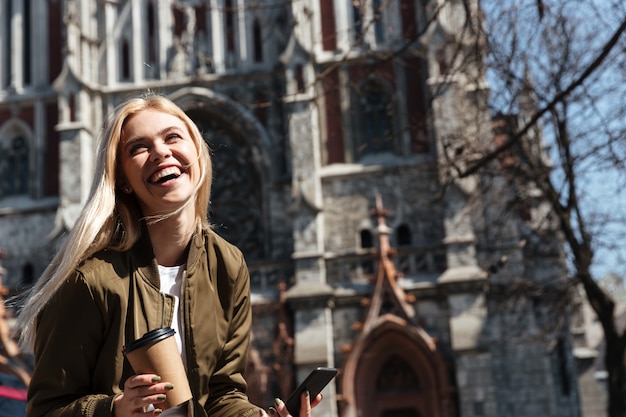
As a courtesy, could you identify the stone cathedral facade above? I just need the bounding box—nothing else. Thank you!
[0,1,596,416]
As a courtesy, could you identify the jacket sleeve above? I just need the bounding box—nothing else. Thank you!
[203,257,263,417]
[26,274,116,417]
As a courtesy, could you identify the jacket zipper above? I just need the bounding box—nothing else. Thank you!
[180,269,195,417]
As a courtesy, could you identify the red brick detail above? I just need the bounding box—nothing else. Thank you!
[400,0,417,41]
[172,6,185,37]
[195,4,208,33]
[48,0,63,83]
[323,68,344,164]
[319,0,337,51]
[403,58,429,153]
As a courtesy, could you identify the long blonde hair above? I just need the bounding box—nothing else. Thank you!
[16,94,212,350]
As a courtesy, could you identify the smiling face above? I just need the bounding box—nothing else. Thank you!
[118,109,201,217]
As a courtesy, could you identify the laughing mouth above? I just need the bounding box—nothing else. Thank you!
[150,167,182,184]
[156,173,178,183]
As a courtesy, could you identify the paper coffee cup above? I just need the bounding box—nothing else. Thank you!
[123,327,192,409]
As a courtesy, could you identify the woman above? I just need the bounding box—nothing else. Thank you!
[15,95,320,417]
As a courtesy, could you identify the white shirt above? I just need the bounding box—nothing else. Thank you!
[157,264,188,417]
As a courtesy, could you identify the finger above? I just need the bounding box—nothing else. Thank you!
[273,398,289,416]
[125,376,174,399]
[298,391,312,417]
[310,393,323,409]
[124,374,162,389]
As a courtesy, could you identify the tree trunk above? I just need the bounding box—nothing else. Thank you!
[605,332,626,417]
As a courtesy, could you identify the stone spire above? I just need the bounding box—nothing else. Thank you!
[361,194,418,333]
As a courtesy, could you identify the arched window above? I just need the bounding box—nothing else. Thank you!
[360,229,373,249]
[355,80,393,159]
[396,224,412,246]
[121,39,131,80]
[0,136,30,197]
[68,93,76,122]
[253,19,263,62]
[294,64,305,93]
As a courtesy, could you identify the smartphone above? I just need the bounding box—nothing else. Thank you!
[284,367,338,415]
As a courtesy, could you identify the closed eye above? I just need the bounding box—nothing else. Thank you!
[165,133,183,142]
[128,142,149,156]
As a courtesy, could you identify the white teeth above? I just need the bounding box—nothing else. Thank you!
[150,166,181,183]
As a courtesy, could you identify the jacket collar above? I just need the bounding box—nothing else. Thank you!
[129,221,206,287]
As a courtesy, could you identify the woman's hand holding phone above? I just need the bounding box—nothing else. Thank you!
[263,367,337,417]
[265,392,322,417]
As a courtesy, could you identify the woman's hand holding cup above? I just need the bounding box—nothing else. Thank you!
[113,374,173,416]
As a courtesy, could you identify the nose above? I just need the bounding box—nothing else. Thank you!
[151,141,172,162]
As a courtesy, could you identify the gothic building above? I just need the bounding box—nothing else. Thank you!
[0,1,594,416]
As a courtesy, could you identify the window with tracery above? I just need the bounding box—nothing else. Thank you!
[0,136,30,198]
[355,80,394,159]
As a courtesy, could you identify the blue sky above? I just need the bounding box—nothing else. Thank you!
[481,0,626,283]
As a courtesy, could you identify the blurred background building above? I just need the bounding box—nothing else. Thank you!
[0,1,606,416]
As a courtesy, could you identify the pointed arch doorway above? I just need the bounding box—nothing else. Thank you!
[343,316,452,417]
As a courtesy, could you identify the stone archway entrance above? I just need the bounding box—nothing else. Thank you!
[346,318,451,417]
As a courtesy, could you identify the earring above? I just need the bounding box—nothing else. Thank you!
[122,186,132,194]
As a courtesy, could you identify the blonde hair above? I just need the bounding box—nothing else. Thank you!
[16,94,212,350]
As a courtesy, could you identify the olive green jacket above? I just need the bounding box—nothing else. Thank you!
[27,225,262,417]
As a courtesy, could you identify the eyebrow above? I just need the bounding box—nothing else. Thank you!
[123,126,185,147]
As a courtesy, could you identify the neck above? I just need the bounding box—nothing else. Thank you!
[146,208,196,267]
